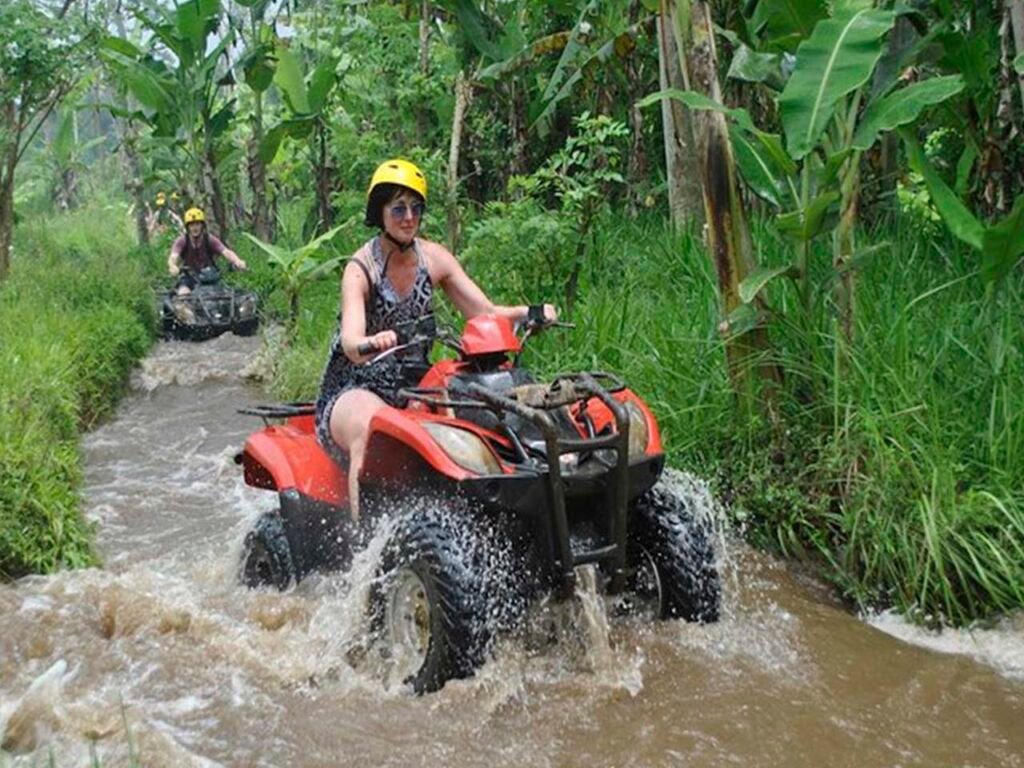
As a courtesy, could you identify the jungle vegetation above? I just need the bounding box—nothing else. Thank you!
[2,0,1023,628]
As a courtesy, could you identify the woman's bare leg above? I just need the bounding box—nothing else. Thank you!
[329,388,388,522]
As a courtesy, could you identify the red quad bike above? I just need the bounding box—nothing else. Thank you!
[236,313,720,693]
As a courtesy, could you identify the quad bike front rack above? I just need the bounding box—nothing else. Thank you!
[401,371,632,595]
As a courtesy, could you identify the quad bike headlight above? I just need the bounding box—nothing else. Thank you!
[625,400,650,459]
[421,423,501,476]
[237,295,257,319]
[172,299,196,324]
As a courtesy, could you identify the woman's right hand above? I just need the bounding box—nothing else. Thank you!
[358,330,399,358]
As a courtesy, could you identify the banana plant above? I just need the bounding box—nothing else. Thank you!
[232,0,278,240]
[244,220,351,336]
[642,4,964,341]
[258,39,340,232]
[100,0,236,237]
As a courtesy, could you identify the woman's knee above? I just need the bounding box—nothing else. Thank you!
[329,389,386,449]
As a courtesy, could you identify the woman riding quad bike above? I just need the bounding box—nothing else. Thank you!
[235,161,721,693]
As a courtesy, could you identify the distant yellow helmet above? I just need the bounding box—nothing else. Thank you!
[368,159,427,202]
[155,192,166,206]
[184,207,206,225]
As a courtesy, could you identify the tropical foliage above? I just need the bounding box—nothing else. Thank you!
[3,0,1024,628]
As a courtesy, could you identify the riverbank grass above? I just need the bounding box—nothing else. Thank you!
[0,208,155,578]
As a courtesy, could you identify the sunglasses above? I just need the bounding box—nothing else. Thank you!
[389,202,426,220]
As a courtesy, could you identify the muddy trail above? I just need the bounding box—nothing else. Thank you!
[2,335,1023,767]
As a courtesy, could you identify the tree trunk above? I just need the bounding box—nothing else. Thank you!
[417,0,431,145]
[658,1,704,228]
[204,145,230,242]
[117,119,149,247]
[0,171,14,281]
[686,1,780,409]
[249,92,272,240]
[446,70,473,252]
[834,153,861,342]
[316,123,333,232]
[1009,0,1024,119]
[625,0,648,216]
[0,109,18,280]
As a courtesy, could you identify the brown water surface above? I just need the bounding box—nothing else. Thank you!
[2,335,1022,767]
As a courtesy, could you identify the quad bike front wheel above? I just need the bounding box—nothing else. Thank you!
[630,486,721,623]
[374,510,492,694]
[240,511,295,591]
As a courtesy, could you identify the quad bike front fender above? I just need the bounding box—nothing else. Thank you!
[241,423,348,507]
[361,407,493,484]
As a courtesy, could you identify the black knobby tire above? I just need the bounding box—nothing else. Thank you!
[630,486,721,623]
[240,512,295,591]
[232,317,259,337]
[375,509,493,694]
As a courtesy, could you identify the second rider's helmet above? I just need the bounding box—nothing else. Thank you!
[365,159,427,229]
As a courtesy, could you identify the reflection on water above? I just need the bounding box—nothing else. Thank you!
[1,334,1023,767]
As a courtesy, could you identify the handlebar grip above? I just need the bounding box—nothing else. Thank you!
[357,340,378,356]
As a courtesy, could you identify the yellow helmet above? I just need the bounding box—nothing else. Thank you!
[155,192,166,207]
[184,207,206,225]
[368,159,427,202]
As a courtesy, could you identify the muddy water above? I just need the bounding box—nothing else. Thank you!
[2,335,1024,767]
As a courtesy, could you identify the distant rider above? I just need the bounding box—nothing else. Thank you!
[168,207,247,295]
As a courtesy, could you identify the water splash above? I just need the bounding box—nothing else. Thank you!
[867,609,1024,681]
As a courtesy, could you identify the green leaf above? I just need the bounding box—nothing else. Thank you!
[727,44,783,88]
[308,57,338,114]
[750,0,829,52]
[274,42,311,114]
[954,142,978,198]
[776,190,839,241]
[243,232,291,266]
[242,43,276,93]
[52,111,75,166]
[739,264,796,304]
[1015,53,1024,76]
[636,89,756,132]
[901,129,983,251]
[779,9,895,159]
[101,52,173,113]
[176,0,220,58]
[730,126,785,208]
[852,75,964,150]
[981,196,1024,285]
[452,0,504,60]
[723,303,761,338]
[100,36,143,58]
[258,123,288,164]
[208,101,235,137]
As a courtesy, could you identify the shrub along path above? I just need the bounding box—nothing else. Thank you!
[0,209,156,578]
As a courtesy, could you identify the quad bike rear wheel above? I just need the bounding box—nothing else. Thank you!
[374,509,492,694]
[630,486,720,622]
[241,511,295,591]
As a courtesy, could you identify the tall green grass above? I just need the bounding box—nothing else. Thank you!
[264,207,1024,626]
[0,207,155,578]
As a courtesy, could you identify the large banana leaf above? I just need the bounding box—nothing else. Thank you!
[274,43,310,115]
[749,0,829,52]
[981,197,1024,285]
[901,129,983,251]
[852,75,964,150]
[779,9,895,159]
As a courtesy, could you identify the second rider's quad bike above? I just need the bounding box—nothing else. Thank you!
[159,266,260,341]
[236,314,720,693]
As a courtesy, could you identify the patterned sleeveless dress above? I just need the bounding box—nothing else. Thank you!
[314,236,434,464]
